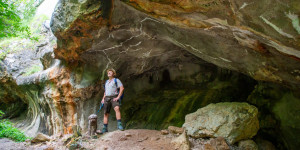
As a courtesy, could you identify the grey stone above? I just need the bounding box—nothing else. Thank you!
[171,131,190,150]
[183,102,259,144]
[168,126,184,134]
[238,140,258,150]
[31,133,51,143]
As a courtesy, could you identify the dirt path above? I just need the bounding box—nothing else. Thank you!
[0,138,24,150]
[82,129,176,150]
[0,129,177,150]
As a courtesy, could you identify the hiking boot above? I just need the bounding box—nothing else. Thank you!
[101,126,108,134]
[117,122,124,131]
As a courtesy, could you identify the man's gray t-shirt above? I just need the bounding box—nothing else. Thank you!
[105,78,123,96]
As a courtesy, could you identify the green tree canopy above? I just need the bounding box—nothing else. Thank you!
[0,0,39,39]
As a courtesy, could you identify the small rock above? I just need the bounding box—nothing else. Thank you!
[62,135,73,145]
[119,136,128,141]
[137,137,148,142]
[31,133,51,143]
[168,126,184,134]
[151,137,160,141]
[161,130,169,135]
[238,140,258,150]
[82,134,91,140]
[171,131,190,150]
[62,134,73,142]
[256,139,276,150]
[203,137,230,150]
[125,133,132,137]
[68,143,81,150]
[96,130,102,134]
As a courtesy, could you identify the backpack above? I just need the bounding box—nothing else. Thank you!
[104,78,124,105]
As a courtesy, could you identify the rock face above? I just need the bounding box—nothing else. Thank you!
[183,102,259,144]
[51,0,300,88]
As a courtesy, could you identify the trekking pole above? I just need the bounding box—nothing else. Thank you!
[97,103,104,113]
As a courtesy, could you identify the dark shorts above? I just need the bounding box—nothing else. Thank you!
[103,95,120,114]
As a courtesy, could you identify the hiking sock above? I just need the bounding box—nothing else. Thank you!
[104,124,108,128]
[117,119,121,123]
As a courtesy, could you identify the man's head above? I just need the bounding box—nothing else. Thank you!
[107,68,116,77]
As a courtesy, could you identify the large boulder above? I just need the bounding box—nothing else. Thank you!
[183,102,259,144]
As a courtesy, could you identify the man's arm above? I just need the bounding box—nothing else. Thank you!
[113,86,124,101]
[118,86,124,98]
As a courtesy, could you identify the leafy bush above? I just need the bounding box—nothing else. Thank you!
[0,110,29,142]
[0,110,4,117]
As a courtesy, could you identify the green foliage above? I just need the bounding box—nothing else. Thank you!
[0,14,49,61]
[0,0,51,61]
[0,110,4,117]
[0,110,29,142]
[24,65,42,76]
[29,14,49,39]
[0,0,37,39]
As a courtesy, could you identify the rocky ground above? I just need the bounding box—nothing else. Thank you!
[0,101,275,150]
[0,128,240,150]
[0,129,176,150]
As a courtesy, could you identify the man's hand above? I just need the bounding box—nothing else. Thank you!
[101,99,104,103]
[113,97,119,101]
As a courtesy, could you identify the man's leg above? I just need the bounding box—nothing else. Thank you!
[102,113,109,133]
[114,106,124,130]
[102,96,111,134]
[114,106,121,120]
[103,113,109,124]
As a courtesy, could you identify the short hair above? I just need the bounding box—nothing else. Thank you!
[107,68,116,77]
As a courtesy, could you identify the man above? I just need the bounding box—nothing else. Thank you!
[101,68,124,133]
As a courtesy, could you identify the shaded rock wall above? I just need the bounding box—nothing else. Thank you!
[247,83,300,150]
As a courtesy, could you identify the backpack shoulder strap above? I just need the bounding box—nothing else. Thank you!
[114,78,118,88]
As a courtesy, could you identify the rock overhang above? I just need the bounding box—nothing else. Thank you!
[50,0,300,88]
